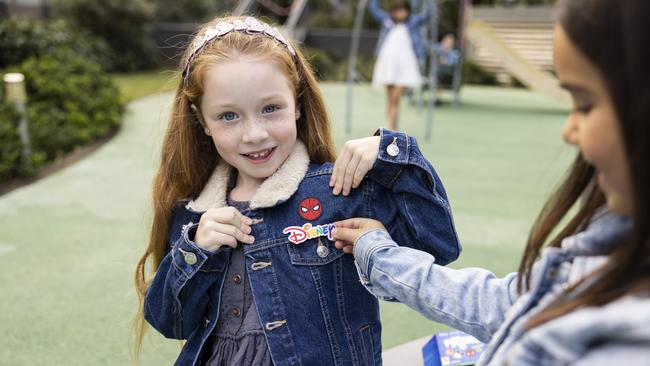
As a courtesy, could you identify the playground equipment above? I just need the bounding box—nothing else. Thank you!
[234,0,310,41]
[465,5,569,104]
[345,0,468,140]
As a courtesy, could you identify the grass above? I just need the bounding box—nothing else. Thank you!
[0,82,574,364]
[112,70,178,103]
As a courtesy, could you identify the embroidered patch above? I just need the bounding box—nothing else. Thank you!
[283,223,336,245]
[298,197,322,221]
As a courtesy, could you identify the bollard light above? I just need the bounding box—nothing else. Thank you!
[3,73,27,104]
[3,72,32,168]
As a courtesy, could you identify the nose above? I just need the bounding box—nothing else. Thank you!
[242,118,269,144]
[561,114,579,146]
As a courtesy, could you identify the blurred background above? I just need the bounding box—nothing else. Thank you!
[0,0,572,365]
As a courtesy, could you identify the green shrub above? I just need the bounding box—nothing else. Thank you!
[154,0,218,22]
[54,0,156,71]
[0,18,114,71]
[0,101,21,180]
[301,47,375,82]
[15,51,124,161]
[463,60,498,85]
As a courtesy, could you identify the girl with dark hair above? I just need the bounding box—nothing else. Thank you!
[332,0,650,364]
[369,0,431,130]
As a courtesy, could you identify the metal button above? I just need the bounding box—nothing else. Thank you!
[233,274,242,284]
[232,307,242,317]
[317,245,329,258]
[183,252,197,265]
[387,142,399,157]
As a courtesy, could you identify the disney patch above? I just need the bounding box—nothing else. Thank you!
[283,223,336,245]
[298,197,322,221]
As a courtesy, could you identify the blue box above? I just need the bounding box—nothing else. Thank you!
[422,330,485,366]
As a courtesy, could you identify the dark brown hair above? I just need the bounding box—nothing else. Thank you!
[520,0,650,328]
[390,0,411,17]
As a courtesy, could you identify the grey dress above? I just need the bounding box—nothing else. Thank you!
[203,199,273,366]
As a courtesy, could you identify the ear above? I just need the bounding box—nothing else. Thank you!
[295,104,301,121]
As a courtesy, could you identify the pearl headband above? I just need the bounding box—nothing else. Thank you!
[182,17,296,84]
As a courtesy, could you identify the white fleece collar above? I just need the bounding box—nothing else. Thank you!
[186,140,310,211]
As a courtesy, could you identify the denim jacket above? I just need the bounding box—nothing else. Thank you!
[354,209,650,365]
[369,0,431,62]
[144,129,461,365]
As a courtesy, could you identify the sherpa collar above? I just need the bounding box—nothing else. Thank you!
[186,140,310,211]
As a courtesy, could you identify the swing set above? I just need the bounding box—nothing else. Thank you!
[234,0,469,140]
[345,0,469,140]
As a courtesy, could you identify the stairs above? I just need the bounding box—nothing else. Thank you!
[465,6,569,104]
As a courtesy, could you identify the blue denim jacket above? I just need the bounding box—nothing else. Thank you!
[144,129,461,365]
[369,0,431,62]
[354,209,650,365]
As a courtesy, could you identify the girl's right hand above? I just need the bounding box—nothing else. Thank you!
[195,207,255,252]
[333,218,386,254]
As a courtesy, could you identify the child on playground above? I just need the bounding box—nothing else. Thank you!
[133,15,460,365]
[333,0,650,364]
[369,0,430,130]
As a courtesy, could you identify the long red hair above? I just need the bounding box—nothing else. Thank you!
[132,16,336,358]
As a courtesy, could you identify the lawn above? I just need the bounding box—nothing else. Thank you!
[0,82,573,364]
[112,70,178,102]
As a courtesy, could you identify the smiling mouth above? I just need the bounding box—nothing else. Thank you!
[242,147,275,161]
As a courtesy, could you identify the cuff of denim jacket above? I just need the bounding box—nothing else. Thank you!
[353,229,399,301]
[172,223,229,278]
[353,228,398,281]
[366,128,411,188]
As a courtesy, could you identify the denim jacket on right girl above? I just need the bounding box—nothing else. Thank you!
[354,209,650,366]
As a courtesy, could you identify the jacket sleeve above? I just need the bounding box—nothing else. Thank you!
[353,229,520,342]
[410,0,432,26]
[368,0,390,22]
[365,128,461,265]
[143,207,230,339]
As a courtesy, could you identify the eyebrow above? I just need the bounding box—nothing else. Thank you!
[559,82,592,96]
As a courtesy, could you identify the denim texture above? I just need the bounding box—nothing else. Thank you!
[369,0,431,62]
[144,129,461,365]
[354,209,650,365]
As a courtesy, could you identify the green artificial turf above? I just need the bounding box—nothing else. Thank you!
[0,83,573,364]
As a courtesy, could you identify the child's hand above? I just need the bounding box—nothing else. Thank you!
[330,136,380,196]
[195,207,254,252]
[333,218,386,253]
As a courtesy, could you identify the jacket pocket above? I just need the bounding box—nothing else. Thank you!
[286,238,344,265]
[359,323,379,366]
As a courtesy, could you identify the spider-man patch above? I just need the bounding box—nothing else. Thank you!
[298,197,322,221]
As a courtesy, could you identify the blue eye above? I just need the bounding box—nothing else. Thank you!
[220,112,238,121]
[262,105,279,114]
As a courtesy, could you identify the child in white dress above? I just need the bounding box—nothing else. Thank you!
[369,0,430,130]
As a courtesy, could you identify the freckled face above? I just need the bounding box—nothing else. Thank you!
[199,55,299,188]
[553,24,634,215]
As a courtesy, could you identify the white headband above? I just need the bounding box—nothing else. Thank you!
[182,17,296,84]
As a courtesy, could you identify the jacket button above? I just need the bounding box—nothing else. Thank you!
[233,274,242,284]
[386,138,400,156]
[184,252,197,265]
[232,307,242,317]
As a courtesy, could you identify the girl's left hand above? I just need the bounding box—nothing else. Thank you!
[330,136,380,196]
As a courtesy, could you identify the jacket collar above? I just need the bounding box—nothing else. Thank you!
[561,207,632,255]
[186,140,310,211]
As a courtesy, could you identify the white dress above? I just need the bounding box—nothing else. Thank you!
[372,24,422,88]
